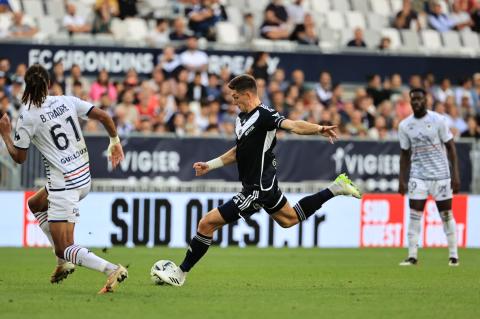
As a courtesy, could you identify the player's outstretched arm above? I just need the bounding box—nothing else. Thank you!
[87,107,124,169]
[398,149,411,195]
[0,113,27,164]
[445,139,460,193]
[193,146,236,176]
[280,119,337,143]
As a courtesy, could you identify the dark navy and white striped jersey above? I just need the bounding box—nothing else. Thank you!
[14,96,93,191]
[235,103,285,189]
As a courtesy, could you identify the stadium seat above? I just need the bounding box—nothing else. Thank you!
[111,18,128,40]
[390,0,403,14]
[318,27,339,49]
[310,0,330,13]
[326,11,346,30]
[49,32,69,44]
[22,0,45,19]
[401,30,421,51]
[144,0,169,10]
[72,33,94,45]
[225,6,243,28]
[331,0,350,12]
[69,0,93,21]
[216,22,240,44]
[460,30,480,50]
[124,18,148,41]
[366,13,389,30]
[441,31,462,52]
[45,0,66,20]
[364,29,382,49]
[274,40,297,51]
[380,28,401,49]
[421,29,442,50]
[369,0,392,16]
[225,0,247,9]
[345,11,366,29]
[351,0,370,13]
[246,0,269,12]
[36,16,59,36]
[94,33,116,46]
[252,38,274,50]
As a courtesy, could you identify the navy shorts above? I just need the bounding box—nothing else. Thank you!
[218,184,287,223]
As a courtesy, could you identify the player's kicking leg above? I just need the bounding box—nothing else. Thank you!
[27,187,75,283]
[153,208,227,287]
[270,173,361,228]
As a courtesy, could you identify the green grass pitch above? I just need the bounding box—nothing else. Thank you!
[0,247,478,319]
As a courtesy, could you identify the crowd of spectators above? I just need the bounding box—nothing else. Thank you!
[1,44,480,140]
[0,1,480,47]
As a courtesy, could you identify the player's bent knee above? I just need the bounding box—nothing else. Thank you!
[197,217,216,235]
[275,216,297,228]
[27,198,42,213]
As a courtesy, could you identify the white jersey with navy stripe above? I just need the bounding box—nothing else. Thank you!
[14,96,93,191]
[398,110,453,180]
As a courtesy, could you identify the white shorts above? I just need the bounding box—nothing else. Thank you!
[47,183,91,223]
[408,178,452,201]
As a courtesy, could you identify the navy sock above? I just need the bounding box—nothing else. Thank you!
[293,189,334,221]
[179,232,212,272]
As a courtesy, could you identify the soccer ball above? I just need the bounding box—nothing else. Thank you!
[150,260,176,285]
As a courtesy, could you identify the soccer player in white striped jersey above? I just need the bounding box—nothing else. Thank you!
[0,64,128,293]
[398,88,460,267]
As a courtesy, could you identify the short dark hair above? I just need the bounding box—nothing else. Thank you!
[228,74,257,93]
[409,87,426,97]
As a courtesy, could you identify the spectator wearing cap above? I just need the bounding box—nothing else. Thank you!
[347,28,367,48]
[63,2,91,34]
[8,12,38,38]
[180,36,209,85]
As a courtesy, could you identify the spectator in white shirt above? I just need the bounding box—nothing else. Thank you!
[63,2,91,34]
[180,36,209,85]
[449,0,473,31]
[146,18,169,47]
[287,0,305,26]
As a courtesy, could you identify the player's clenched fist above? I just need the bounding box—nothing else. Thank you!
[193,162,210,176]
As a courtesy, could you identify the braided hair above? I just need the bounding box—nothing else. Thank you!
[21,64,50,108]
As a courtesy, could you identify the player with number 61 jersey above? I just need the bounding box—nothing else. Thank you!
[15,95,92,191]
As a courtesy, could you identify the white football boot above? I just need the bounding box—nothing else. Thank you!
[328,173,362,199]
[154,264,186,287]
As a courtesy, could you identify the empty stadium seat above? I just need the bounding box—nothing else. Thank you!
[441,31,462,51]
[351,0,370,13]
[310,0,330,13]
[331,0,350,12]
[364,29,382,49]
[22,0,45,19]
[246,0,269,12]
[366,13,389,30]
[345,11,366,29]
[144,0,169,10]
[225,6,243,28]
[390,0,403,14]
[49,32,69,44]
[380,28,401,49]
[326,11,345,30]
[45,0,65,20]
[216,22,240,44]
[72,32,94,44]
[252,38,275,50]
[460,30,480,50]
[94,33,116,46]
[401,30,421,51]
[110,18,128,40]
[124,18,148,41]
[318,27,339,49]
[36,16,59,36]
[421,29,442,50]
[369,0,392,16]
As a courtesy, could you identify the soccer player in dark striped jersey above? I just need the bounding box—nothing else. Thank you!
[153,74,362,286]
[0,64,127,293]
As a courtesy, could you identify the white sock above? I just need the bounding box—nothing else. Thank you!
[34,211,66,266]
[440,210,458,259]
[64,245,118,275]
[407,209,422,259]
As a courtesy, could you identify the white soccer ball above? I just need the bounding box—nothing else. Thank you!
[150,260,177,285]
